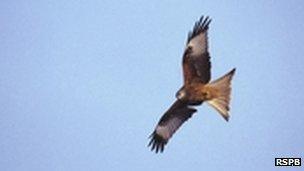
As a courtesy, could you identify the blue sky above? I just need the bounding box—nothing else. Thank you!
[1,1,304,170]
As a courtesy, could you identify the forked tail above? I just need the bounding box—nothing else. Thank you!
[206,68,236,121]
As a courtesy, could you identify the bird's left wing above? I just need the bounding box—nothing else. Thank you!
[148,100,197,153]
[183,16,212,84]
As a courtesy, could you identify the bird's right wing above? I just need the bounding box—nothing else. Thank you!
[148,100,197,153]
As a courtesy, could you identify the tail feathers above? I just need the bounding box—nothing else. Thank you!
[207,68,236,121]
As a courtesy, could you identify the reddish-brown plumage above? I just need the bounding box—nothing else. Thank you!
[148,16,236,153]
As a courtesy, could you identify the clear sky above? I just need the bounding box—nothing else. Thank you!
[1,1,304,170]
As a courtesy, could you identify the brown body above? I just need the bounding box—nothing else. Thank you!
[178,83,216,102]
[177,47,220,103]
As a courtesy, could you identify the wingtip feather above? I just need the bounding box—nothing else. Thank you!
[148,131,167,153]
[187,15,212,43]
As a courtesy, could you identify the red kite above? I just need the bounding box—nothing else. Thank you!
[148,16,236,153]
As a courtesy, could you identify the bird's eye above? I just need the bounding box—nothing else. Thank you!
[176,92,181,98]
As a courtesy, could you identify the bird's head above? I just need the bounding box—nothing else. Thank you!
[176,89,186,100]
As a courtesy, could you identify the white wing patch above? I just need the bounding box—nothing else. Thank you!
[156,117,183,140]
[187,32,208,56]
[155,126,171,140]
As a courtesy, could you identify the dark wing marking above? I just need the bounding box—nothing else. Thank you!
[187,15,211,43]
[183,16,211,84]
[148,100,197,153]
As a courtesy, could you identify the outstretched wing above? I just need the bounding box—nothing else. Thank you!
[183,16,212,84]
[148,100,197,153]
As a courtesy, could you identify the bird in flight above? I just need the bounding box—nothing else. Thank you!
[148,16,236,153]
